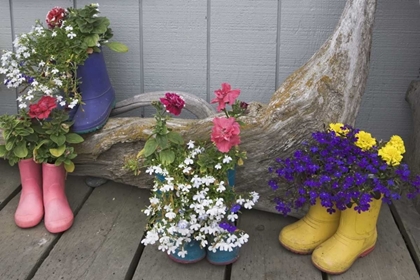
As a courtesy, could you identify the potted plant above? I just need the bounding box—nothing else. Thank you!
[0,96,84,233]
[125,84,259,265]
[268,123,420,274]
[0,3,128,134]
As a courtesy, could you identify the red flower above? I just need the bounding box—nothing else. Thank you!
[211,83,240,112]
[28,96,57,119]
[211,117,241,153]
[46,7,67,29]
[160,93,185,116]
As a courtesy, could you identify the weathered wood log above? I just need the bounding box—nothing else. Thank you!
[405,81,420,214]
[1,0,378,216]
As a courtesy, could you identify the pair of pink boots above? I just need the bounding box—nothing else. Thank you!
[14,158,74,233]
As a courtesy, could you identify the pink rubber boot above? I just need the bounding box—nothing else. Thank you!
[42,163,74,233]
[15,158,44,228]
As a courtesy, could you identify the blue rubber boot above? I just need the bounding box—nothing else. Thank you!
[168,240,206,264]
[72,50,116,134]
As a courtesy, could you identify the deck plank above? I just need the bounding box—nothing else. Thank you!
[0,159,20,206]
[329,205,419,280]
[32,181,149,280]
[391,198,420,272]
[231,210,322,280]
[0,175,91,280]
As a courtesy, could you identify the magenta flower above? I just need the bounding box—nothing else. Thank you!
[211,117,241,153]
[159,93,185,116]
[211,83,240,112]
[45,7,67,29]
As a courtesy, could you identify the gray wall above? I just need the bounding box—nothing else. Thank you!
[1,0,420,141]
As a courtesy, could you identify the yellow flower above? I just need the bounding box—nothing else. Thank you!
[378,145,403,166]
[355,131,376,151]
[388,135,405,154]
[328,123,348,136]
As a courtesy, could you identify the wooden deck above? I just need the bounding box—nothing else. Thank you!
[1,159,419,280]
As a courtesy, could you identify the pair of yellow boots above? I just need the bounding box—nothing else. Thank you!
[279,198,382,274]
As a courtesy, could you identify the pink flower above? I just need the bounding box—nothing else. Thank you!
[160,93,185,116]
[211,83,240,112]
[46,7,67,29]
[28,96,57,119]
[211,117,241,153]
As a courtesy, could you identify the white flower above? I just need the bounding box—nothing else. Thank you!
[223,155,232,164]
[177,248,187,258]
[184,157,193,165]
[65,26,73,31]
[244,200,254,209]
[38,61,45,67]
[25,94,34,100]
[52,31,57,37]
[215,163,222,170]
[53,78,62,86]
[183,166,192,174]
[18,103,27,109]
[165,211,176,220]
[216,181,226,193]
[149,197,159,205]
[67,32,76,39]
[187,140,195,149]
[251,191,260,203]
[146,167,154,175]
[227,213,238,222]
[59,101,66,106]
[23,52,30,58]
[51,68,59,74]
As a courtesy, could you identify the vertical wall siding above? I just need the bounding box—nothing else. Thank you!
[1,0,420,141]
[0,0,16,114]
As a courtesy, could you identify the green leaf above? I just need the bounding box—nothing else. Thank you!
[0,145,6,157]
[83,34,100,47]
[66,133,84,144]
[159,149,175,165]
[50,134,66,146]
[143,138,158,157]
[104,42,129,53]
[64,161,75,173]
[167,131,184,145]
[49,145,66,157]
[13,141,28,158]
[5,141,14,151]
[156,135,169,149]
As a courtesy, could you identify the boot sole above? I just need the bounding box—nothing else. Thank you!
[311,245,375,275]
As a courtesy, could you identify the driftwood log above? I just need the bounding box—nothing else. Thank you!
[405,81,420,214]
[1,0,378,215]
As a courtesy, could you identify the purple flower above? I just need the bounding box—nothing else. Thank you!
[219,221,237,233]
[230,204,241,213]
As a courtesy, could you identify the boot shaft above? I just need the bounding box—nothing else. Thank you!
[337,198,382,238]
[42,163,66,202]
[18,158,42,188]
[307,198,341,222]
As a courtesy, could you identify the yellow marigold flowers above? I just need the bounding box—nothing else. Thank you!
[378,145,403,166]
[329,123,349,136]
[355,131,376,151]
[388,135,405,154]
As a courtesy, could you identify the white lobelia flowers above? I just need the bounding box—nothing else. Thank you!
[141,141,259,257]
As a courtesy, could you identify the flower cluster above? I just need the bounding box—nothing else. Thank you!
[0,3,127,110]
[127,83,258,258]
[268,123,420,215]
[141,142,259,256]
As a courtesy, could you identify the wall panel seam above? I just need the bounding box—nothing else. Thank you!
[275,0,282,91]
[206,0,211,103]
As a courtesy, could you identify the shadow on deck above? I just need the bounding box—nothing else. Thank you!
[0,159,419,280]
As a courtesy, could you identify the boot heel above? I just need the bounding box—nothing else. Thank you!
[359,246,375,258]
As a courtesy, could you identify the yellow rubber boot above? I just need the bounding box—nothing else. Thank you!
[279,199,340,254]
[312,198,382,274]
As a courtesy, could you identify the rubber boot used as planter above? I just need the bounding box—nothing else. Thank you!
[42,163,74,233]
[206,246,240,265]
[72,50,116,134]
[15,158,44,228]
[311,198,382,274]
[168,239,206,264]
[279,199,341,254]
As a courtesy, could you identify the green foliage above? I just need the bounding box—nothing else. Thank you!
[0,110,38,166]
[32,110,84,172]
